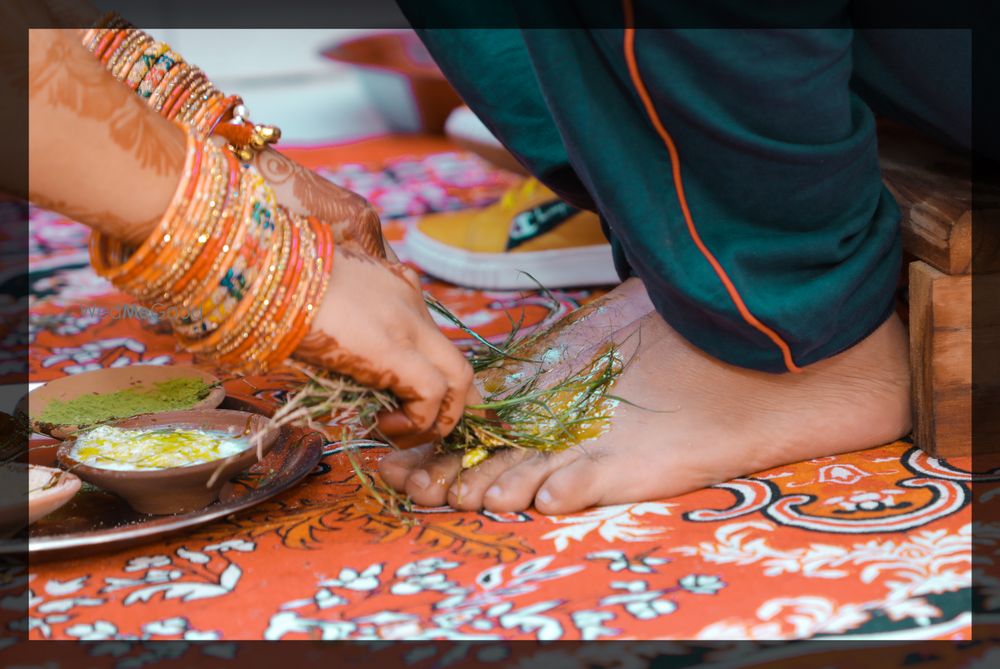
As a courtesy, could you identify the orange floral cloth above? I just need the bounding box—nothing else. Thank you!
[20,136,975,643]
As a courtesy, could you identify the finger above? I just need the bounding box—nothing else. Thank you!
[388,430,438,450]
[464,379,487,417]
[377,336,479,439]
[430,342,475,438]
[376,410,438,447]
[376,409,419,437]
[392,356,448,435]
[446,447,533,511]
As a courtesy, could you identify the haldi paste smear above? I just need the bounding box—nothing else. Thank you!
[71,425,247,471]
[456,344,623,468]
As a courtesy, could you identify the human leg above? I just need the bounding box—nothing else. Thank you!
[384,10,913,511]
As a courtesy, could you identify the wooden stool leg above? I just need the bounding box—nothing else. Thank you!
[909,261,971,457]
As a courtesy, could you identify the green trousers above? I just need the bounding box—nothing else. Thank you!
[400,8,971,372]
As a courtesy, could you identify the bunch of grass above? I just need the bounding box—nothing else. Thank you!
[263,291,628,479]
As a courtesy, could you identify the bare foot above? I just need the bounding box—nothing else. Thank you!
[378,290,912,515]
[381,277,655,449]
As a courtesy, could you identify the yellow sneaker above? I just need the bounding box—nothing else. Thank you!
[405,178,619,289]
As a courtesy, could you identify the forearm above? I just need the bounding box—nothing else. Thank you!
[28,28,183,245]
[29,19,389,260]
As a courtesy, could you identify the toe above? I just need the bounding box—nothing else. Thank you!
[446,448,533,510]
[377,444,431,492]
[483,449,580,513]
[533,453,605,515]
[405,451,463,507]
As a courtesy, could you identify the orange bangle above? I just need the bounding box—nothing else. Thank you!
[180,195,285,352]
[151,62,190,113]
[93,29,121,60]
[126,42,168,92]
[206,95,240,136]
[268,218,331,369]
[174,76,209,120]
[100,31,128,65]
[177,77,215,125]
[215,207,293,355]
[131,143,224,302]
[87,15,127,54]
[115,34,151,83]
[119,137,204,290]
[191,93,225,135]
[172,209,245,339]
[279,217,335,367]
[89,129,202,285]
[185,169,276,333]
[172,150,241,300]
[221,212,303,366]
[181,217,286,355]
[82,21,281,155]
[109,31,145,79]
[163,69,201,119]
[250,209,312,352]
[137,48,180,100]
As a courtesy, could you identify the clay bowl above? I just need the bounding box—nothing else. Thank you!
[0,464,81,537]
[28,464,82,525]
[56,409,278,515]
[321,31,463,134]
[21,365,226,439]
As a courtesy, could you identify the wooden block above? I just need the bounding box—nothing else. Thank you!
[909,261,971,457]
[879,122,973,275]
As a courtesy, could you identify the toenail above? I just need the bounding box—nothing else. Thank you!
[537,488,553,506]
[485,485,502,500]
[451,483,468,500]
[410,470,431,490]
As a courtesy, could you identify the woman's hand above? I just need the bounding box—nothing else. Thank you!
[251,147,398,262]
[294,242,476,440]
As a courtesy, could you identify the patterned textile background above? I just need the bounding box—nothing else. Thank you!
[14,135,983,648]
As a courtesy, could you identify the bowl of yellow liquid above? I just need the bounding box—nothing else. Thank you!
[57,409,278,515]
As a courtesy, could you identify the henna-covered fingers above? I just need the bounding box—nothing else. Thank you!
[294,245,476,442]
[430,338,475,436]
[393,355,449,435]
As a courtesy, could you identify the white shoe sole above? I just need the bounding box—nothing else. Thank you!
[405,224,621,290]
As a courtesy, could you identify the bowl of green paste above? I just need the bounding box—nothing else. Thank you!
[22,366,226,439]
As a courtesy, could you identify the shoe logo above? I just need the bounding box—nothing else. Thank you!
[506,201,578,250]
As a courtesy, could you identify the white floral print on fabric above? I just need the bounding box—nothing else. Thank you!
[542,503,677,551]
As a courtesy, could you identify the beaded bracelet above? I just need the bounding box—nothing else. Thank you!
[81,18,341,373]
[89,126,333,373]
[81,19,281,161]
[170,149,243,304]
[145,51,184,105]
[209,216,294,361]
[180,170,278,337]
[134,144,229,303]
[126,42,169,91]
[260,217,333,370]
[183,218,286,351]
